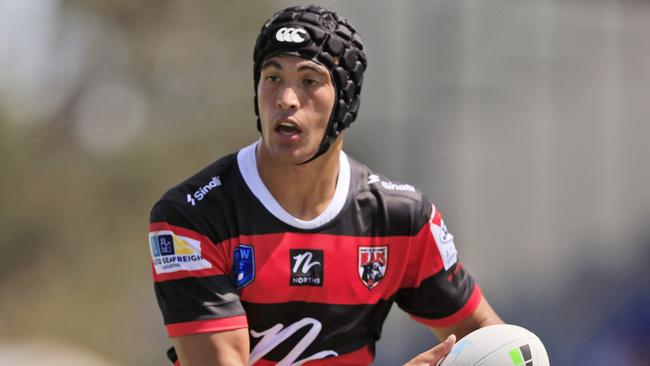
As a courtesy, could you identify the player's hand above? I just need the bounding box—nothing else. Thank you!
[403,334,456,366]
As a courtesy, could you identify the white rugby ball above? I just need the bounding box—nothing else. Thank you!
[438,324,549,366]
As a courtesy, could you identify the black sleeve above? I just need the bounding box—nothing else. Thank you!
[149,201,247,337]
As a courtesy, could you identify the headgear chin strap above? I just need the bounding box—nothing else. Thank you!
[253,5,367,164]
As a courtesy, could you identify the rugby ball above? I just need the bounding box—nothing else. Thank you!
[437,324,549,366]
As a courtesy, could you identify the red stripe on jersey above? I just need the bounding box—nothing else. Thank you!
[409,284,482,328]
[399,221,445,289]
[166,315,248,337]
[252,345,373,366]
[149,222,230,282]
[234,232,406,304]
[231,224,445,305]
[431,205,443,226]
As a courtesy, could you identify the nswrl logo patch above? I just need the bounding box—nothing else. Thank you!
[232,244,255,288]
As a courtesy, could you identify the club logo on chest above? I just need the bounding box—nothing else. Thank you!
[290,249,324,286]
[358,246,388,290]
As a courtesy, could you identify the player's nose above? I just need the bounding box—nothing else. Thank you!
[277,85,300,111]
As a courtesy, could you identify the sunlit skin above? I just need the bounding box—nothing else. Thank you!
[255,54,342,220]
[256,54,337,164]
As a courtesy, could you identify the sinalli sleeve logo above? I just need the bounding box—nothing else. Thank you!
[149,231,212,274]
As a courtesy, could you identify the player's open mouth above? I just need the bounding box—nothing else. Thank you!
[275,121,302,137]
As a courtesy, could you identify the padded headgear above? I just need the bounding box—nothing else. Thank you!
[253,5,367,163]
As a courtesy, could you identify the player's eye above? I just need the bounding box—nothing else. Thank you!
[265,75,279,83]
[303,78,318,86]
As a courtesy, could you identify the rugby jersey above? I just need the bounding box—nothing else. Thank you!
[149,141,481,365]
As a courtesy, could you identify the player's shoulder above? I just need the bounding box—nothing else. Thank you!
[151,152,238,218]
[349,155,424,201]
[348,155,433,222]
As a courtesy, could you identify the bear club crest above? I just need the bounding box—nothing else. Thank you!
[358,246,388,289]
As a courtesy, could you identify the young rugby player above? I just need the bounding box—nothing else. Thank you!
[149,5,503,365]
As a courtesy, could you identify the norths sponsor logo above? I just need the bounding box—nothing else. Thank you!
[249,317,337,365]
[187,176,221,206]
[290,249,324,286]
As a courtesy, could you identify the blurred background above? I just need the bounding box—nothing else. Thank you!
[0,0,648,365]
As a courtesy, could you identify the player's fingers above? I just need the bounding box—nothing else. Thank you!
[428,334,456,365]
[403,334,456,366]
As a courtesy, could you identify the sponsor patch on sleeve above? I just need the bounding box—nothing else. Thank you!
[430,205,458,271]
[149,230,212,274]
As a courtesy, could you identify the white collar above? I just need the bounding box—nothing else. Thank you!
[237,140,350,230]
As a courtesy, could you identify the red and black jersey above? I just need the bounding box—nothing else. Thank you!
[149,141,482,365]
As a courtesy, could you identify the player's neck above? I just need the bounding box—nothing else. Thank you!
[256,140,342,221]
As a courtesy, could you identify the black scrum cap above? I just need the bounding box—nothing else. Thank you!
[253,5,367,163]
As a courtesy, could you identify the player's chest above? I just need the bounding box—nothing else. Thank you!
[227,232,407,303]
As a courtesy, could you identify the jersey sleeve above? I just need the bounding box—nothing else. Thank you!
[149,200,247,337]
[395,199,482,328]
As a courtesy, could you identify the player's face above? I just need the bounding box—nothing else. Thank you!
[257,54,336,164]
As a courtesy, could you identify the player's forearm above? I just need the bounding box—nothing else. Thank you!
[172,328,249,366]
[431,295,504,340]
[468,296,503,327]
